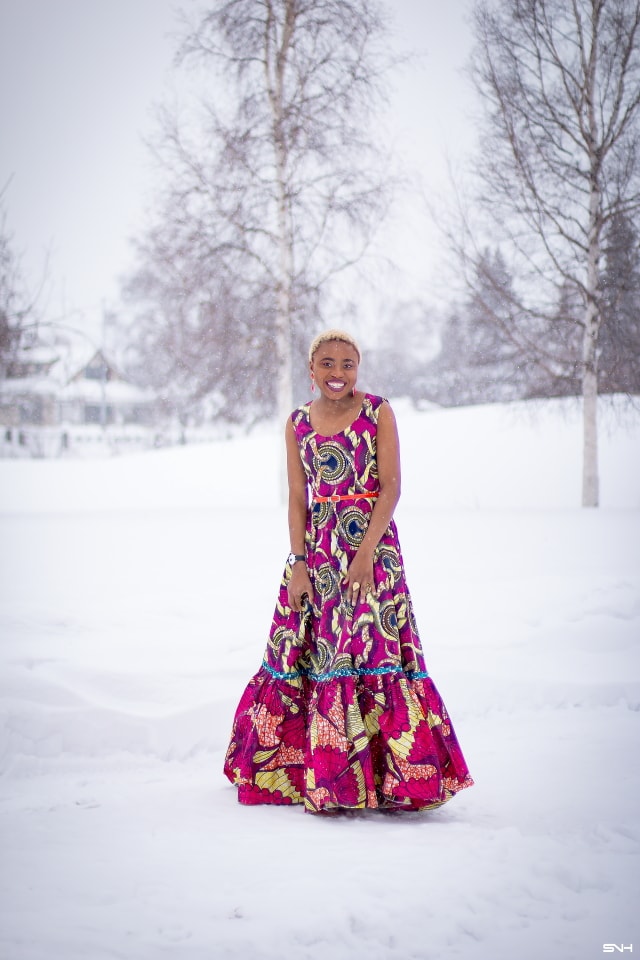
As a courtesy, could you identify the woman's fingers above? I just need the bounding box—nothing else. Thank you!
[348,578,376,605]
[289,592,304,612]
[288,576,312,612]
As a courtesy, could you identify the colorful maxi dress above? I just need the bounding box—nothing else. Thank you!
[223,393,473,813]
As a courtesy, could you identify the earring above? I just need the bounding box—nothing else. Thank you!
[311,374,315,393]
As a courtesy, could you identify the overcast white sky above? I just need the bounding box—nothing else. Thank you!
[0,0,476,336]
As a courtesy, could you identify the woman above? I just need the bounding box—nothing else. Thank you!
[224,329,473,814]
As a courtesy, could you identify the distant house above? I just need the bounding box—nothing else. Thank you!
[57,349,157,429]
[0,343,159,458]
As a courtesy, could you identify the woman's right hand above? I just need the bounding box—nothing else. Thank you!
[287,563,313,613]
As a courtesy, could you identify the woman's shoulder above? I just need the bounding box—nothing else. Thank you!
[362,393,389,416]
[290,401,312,429]
[363,392,387,404]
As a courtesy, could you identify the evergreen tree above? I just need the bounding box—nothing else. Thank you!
[599,210,640,394]
[424,249,534,405]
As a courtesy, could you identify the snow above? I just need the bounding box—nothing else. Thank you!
[0,395,639,960]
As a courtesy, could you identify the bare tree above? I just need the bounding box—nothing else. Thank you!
[126,0,393,428]
[122,229,279,429]
[0,191,38,379]
[464,0,640,506]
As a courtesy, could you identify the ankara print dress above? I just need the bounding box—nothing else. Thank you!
[223,393,473,813]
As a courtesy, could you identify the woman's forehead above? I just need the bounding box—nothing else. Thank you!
[314,340,359,359]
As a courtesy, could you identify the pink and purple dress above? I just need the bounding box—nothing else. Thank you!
[223,393,473,813]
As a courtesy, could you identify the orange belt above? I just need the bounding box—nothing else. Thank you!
[313,491,379,503]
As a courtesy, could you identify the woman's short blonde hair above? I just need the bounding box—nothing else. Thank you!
[308,328,361,363]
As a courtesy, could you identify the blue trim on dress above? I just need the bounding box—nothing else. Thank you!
[261,660,430,682]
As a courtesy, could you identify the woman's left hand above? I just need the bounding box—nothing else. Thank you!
[346,549,375,605]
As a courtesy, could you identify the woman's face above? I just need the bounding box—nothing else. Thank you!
[310,339,359,400]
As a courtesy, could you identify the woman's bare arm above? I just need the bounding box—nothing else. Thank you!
[285,417,313,611]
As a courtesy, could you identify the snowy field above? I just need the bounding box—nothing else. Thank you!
[1,396,639,960]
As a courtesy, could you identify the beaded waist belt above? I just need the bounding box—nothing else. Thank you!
[312,491,379,503]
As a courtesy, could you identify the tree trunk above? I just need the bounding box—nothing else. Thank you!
[274,213,294,429]
[582,239,601,507]
[272,46,294,431]
[582,350,599,507]
[275,236,294,428]
[582,27,602,510]
[266,0,296,500]
[582,186,601,507]
[265,0,295,430]
[275,227,294,503]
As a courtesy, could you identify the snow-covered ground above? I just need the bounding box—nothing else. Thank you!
[1,396,639,960]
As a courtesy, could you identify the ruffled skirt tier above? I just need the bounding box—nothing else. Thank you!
[224,666,473,814]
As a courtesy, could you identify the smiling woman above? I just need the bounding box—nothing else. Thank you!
[308,330,362,434]
[223,329,474,815]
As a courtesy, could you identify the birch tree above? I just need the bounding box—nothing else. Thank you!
[467,0,640,506]
[128,0,391,427]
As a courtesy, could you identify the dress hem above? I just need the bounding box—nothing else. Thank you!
[223,665,474,815]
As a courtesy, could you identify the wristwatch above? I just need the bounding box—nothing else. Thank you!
[287,553,306,565]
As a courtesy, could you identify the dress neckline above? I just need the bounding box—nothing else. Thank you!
[306,393,367,439]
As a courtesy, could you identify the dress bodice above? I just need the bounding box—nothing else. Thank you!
[291,393,385,499]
